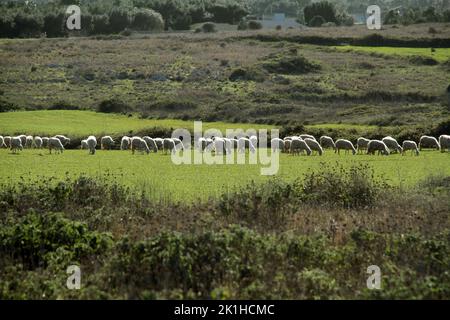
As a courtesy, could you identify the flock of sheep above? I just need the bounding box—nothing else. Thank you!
[0,133,449,156]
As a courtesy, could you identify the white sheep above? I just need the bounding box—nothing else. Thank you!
[0,136,4,148]
[419,135,440,151]
[304,138,323,156]
[367,140,390,155]
[18,135,27,147]
[154,138,164,150]
[131,137,150,155]
[439,135,450,153]
[10,137,23,153]
[87,136,97,155]
[120,136,131,150]
[143,136,158,153]
[81,139,88,150]
[290,138,311,156]
[335,139,356,155]
[41,137,49,148]
[356,137,370,154]
[213,137,227,155]
[319,136,335,150]
[284,139,292,153]
[249,135,258,148]
[33,136,43,149]
[237,137,256,153]
[55,135,70,146]
[25,135,33,148]
[163,138,176,154]
[3,136,11,148]
[101,136,115,150]
[402,140,419,156]
[299,134,316,141]
[271,138,285,153]
[48,137,64,154]
[172,138,184,151]
[382,136,403,153]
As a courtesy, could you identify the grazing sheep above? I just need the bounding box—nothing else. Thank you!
[271,138,285,152]
[48,137,64,154]
[0,136,4,148]
[41,137,49,148]
[131,137,150,155]
[319,136,335,150]
[143,136,158,153]
[25,135,33,148]
[34,136,43,149]
[382,136,403,153]
[81,139,88,150]
[439,135,450,152]
[356,137,370,154]
[10,137,23,153]
[163,138,176,154]
[213,138,227,155]
[290,138,311,156]
[299,134,316,141]
[55,135,70,147]
[284,139,292,153]
[249,135,258,148]
[101,136,115,150]
[86,136,97,155]
[367,140,390,155]
[402,140,419,156]
[154,138,164,150]
[121,136,131,150]
[198,137,211,152]
[419,135,440,151]
[304,138,323,156]
[223,138,233,154]
[335,139,356,155]
[237,137,256,153]
[18,135,27,147]
[172,138,184,151]
[3,136,11,148]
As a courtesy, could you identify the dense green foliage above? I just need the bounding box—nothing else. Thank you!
[0,165,449,299]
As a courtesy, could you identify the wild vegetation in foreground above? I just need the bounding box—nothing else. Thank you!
[1,164,449,299]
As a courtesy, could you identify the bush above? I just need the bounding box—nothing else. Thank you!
[237,20,248,30]
[131,8,164,31]
[229,67,266,82]
[171,13,191,30]
[247,20,262,30]
[308,15,326,27]
[262,54,321,74]
[43,13,66,38]
[92,14,110,34]
[108,7,130,34]
[409,55,439,66]
[304,1,337,25]
[13,13,43,38]
[0,15,15,38]
[97,99,130,113]
[201,22,216,33]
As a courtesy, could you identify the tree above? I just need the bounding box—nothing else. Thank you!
[131,8,164,31]
[108,7,130,33]
[43,13,66,38]
[303,1,337,26]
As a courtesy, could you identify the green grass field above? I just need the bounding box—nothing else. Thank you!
[334,46,450,62]
[2,148,449,202]
[0,110,275,137]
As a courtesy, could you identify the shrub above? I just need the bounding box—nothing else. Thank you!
[43,13,66,38]
[97,99,130,113]
[201,22,216,33]
[237,20,248,30]
[13,13,43,38]
[262,55,321,74]
[0,15,15,38]
[229,67,266,82]
[131,8,164,31]
[108,7,130,34]
[247,20,262,30]
[304,1,337,25]
[92,14,110,34]
[308,15,326,27]
[171,13,191,30]
[409,55,439,66]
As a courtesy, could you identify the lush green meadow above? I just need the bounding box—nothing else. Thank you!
[1,148,449,201]
[334,46,450,62]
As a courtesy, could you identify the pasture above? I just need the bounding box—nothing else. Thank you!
[334,46,450,62]
[1,148,449,202]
